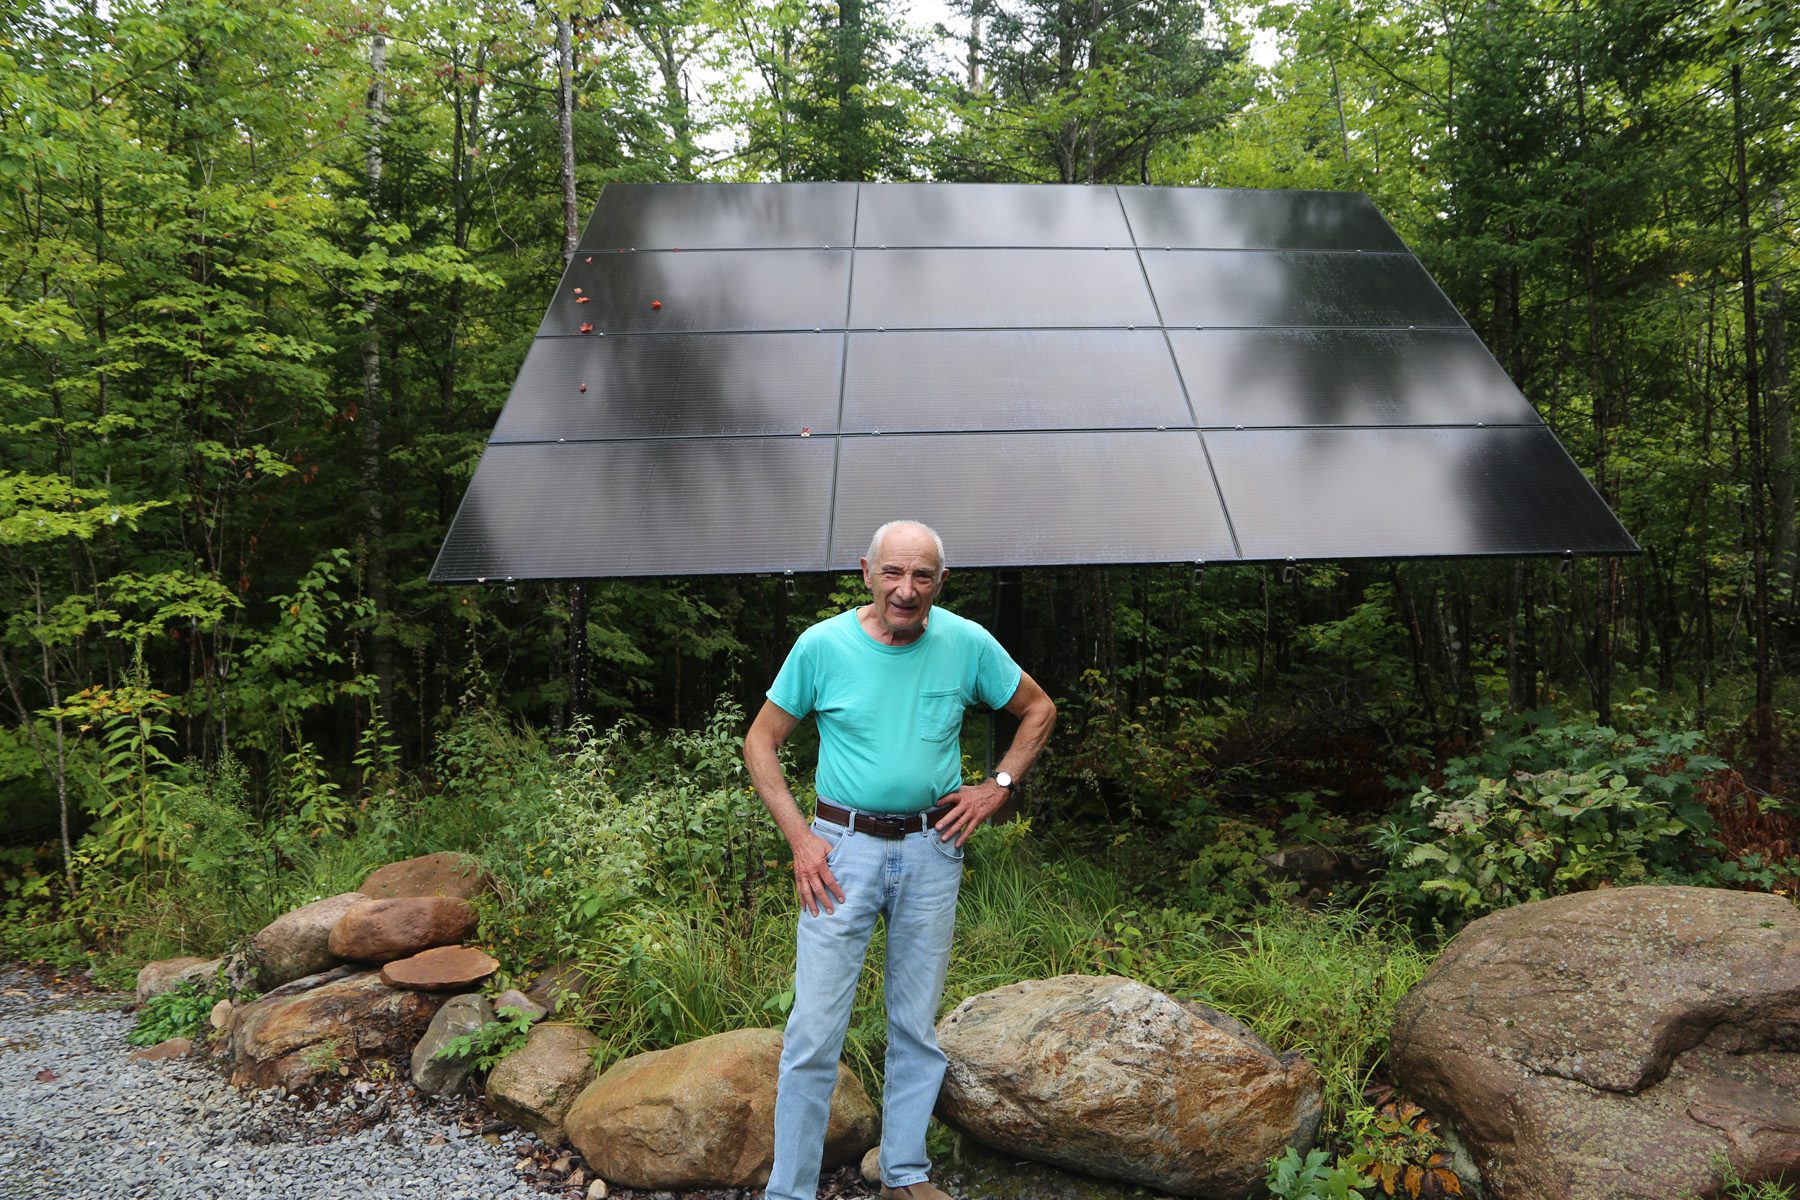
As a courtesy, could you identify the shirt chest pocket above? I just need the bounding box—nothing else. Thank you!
[918,688,966,743]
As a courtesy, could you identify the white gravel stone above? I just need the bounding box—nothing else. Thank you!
[0,966,537,1200]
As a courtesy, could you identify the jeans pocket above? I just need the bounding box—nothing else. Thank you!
[813,818,848,868]
[929,832,965,863]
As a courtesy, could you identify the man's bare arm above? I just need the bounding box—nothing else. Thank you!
[744,700,846,916]
[934,670,1057,848]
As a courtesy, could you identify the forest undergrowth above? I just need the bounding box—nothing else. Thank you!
[6,675,1798,1196]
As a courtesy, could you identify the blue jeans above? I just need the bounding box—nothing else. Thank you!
[765,812,965,1200]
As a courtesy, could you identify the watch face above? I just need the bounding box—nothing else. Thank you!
[996,772,1014,789]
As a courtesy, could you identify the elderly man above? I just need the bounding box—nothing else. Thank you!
[744,520,1056,1200]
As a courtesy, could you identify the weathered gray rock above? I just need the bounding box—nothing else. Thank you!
[379,944,498,992]
[134,956,216,1005]
[937,974,1321,1200]
[326,896,478,964]
[217,969,444,1092]
[493,988,547,1023]
[360,852,491,901]
[1389,885,1800,1200]
[411,992,494,1096]
[249,892,368,990]
[485,1022,602,1146]
[526,963,595,1015]
[565,1028,876,1189]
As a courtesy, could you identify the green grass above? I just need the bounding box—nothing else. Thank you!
[1152,903,1434,1126]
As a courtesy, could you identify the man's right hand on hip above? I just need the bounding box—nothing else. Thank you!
[793,833,847,917]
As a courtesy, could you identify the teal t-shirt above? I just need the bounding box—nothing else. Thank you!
[767,607,1023,814]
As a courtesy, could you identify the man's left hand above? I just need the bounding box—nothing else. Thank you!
[934,779,1011,848]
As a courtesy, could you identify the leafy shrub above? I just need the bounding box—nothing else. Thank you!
[1344,1089,1464,1198]
[1047,669,1242,824]
[1266,1147,1375,1200]
[434,1005,537,1071]
[128,977,232,1046]
[1177,815,1295,920]
[1377,713,1724,925]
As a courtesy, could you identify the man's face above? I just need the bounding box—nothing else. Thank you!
[861,526,946,640]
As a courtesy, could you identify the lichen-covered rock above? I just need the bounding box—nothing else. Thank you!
[936,974,1321,1200]
[1389,885,1800,1200]
[485,1022,602,1145]
[135,956,216,1005]
[250,892,369,990]
[326,896,478,964]
[564,1028,876,1189]
[218,970,443,1092]
[492,988,547,1024]
[359,852,491,901]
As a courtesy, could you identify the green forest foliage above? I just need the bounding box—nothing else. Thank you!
[2,0,1798,1162]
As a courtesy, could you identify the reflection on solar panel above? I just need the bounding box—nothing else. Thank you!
[433,183,1636,581]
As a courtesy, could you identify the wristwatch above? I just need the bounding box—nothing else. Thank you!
[993,771,1017,793]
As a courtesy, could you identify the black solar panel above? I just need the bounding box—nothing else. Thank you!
[854,182,1134,247]
[1173,329,1538,428]
[434,439,835,579]
[1119,187,1409,251]
[849,249,1158,329]
[842,330,1189,432]
[830,432,1238,567]
[434,183,1635,582]
[1206,427,1640,560]
[494,333,844,442]
[540,249,850,335]
[1141,250,1464,328]
[577,182,856,250]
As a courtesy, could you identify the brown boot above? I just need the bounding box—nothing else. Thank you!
[879,1184,953,1200]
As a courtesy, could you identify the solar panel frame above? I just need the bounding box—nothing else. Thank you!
[432,182,1637,583]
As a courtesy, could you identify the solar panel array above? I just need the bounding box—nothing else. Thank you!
[432,182,1637,581]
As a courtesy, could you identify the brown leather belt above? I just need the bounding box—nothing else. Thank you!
[816,800,950,840]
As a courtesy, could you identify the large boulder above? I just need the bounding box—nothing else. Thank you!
[1389,885,1800,1200]
[564,1028,876,1190]
[485,1022,602,1145]
[327,896,478,964]
[360,852,491,901]
[411,992,495,1097]
[936,975,1322,1199]
[217,970,445,1092]
[135,956,216,1004]
[249,892,369,990]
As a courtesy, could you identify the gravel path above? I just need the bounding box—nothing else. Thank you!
[0,965,542,1200]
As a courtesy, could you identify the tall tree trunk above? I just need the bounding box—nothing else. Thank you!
[1767,197,1793,601]
[559,14,578,261]
[558,12,589,719]
[967,0,988,89]
[1732,59,1772,750]
[1573,51,1615,725]
[361,31,394,731]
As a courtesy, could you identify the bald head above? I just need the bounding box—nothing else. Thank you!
[865,520,946,577]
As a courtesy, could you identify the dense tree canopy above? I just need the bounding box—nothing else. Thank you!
[1,0,1794,889]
